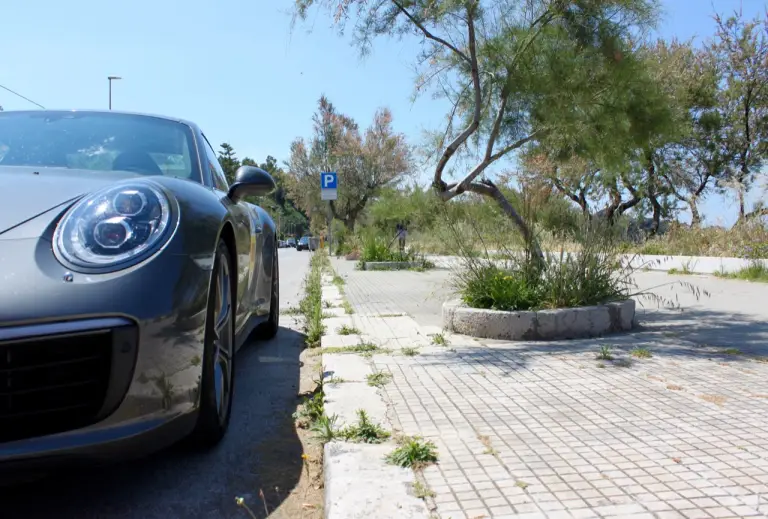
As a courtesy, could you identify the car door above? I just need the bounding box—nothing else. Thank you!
[199,133,265,330]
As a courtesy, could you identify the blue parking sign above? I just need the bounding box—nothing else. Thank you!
[321,172,338,189]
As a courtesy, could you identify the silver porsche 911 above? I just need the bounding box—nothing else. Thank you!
[0,110,280,469]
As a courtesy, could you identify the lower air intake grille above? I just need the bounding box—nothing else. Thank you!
[0,329,113,443]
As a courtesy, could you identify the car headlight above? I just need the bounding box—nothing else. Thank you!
[53,182,175,270]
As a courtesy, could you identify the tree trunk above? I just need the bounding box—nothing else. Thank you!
[645,152,662,236]
[343,218,355,232]
[462,179,544,262]
[688,197,702,227]
[738,186,746,220]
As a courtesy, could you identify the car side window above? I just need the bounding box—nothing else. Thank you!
[201,134,229,192]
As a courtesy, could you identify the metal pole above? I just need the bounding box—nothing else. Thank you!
[327,202,332,252]
[107,76,121,110]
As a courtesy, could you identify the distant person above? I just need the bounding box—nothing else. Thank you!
[396,222,407,253]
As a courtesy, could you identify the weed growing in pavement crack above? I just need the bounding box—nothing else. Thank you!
[342,300,355,314]
[630,347,652,359]
[293,392,324,428]
[412,481,435,499]
[596,345,613,360]
[319,342,382,355]
[339,410,390,444]
[722,348,742,355]
[325,376,346,384]
[311,414,339,443]
[478,435,499,457]
[337,324,361,335]
[401,346,420,356]
[386,436,438,468]
[431,333,448,346]
[367,371,393,387]
[301,253,327,347]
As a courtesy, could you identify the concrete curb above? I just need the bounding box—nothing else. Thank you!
[360,261,422,271]
[319,263,430,519]
[324,442,430,519]
[425,253,755,275]
[443,298,636,341]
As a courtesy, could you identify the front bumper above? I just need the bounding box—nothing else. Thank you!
[0,235,212,467]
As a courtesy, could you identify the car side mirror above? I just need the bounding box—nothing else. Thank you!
[227,166,276,202]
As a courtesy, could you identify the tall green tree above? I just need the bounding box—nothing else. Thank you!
[259,155,310,237]
[218,143,239,185]
[215,143,309,236]
[293,0,659,254]
[657,42,726,227]
[710,10,768,221]
[286,95,410,231]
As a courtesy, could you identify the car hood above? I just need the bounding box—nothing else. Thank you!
[0,167,143,236]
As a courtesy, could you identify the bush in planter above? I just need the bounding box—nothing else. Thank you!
[359,232,419,263]
[455,223,636,311]
[353,231,434,269]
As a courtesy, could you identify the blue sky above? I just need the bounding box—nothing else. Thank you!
[1,0,765,226]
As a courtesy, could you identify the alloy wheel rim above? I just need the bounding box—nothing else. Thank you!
[212,255,232,423]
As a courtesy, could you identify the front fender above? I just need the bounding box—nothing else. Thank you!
[150,178,232,264]
[153,179,257,335]
[244,204,276,317]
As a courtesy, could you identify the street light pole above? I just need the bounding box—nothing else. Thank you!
[107,76,122,110]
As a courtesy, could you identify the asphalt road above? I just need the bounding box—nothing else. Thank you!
[0,248,312,519]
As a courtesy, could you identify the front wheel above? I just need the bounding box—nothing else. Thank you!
[188,240,235,448]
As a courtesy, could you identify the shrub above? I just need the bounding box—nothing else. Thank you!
[455,223,634,311]
[459,264,541,311]
[354,229,434,270]
[635,220,768,258]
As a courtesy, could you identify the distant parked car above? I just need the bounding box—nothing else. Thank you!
[297,235,317,251]
[286,237,297,248]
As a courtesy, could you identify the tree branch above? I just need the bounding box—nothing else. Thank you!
[465,178,543,260]
[745,207,768,219]
[445,131,540,199]
[551,176,582,205]
[432,4,482,189]
[391,0,471,64]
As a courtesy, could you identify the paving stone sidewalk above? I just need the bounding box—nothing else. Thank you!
[330,257,768,519]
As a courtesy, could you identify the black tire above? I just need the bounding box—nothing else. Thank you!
[188,240,236,449]
[255,245,279,340]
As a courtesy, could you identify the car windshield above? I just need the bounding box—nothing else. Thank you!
[0,111,199,182]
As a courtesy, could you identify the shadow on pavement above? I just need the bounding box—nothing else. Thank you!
[0,325,307,519]
[413,307,768,373]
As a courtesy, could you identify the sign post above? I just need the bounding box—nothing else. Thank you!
[321,172,338,252]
